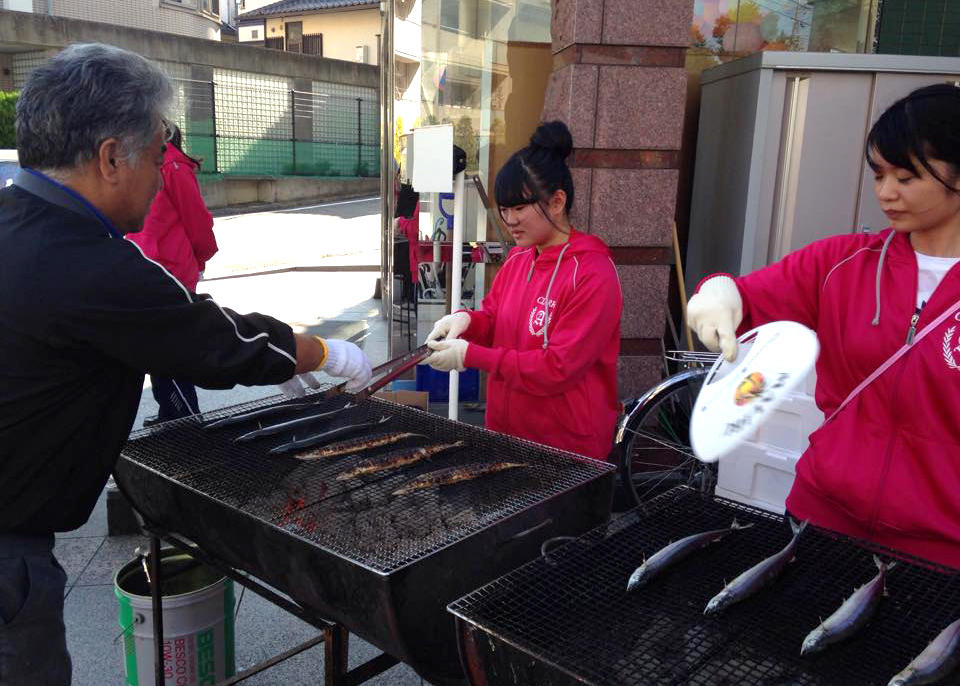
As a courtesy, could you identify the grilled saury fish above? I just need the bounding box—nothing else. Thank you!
[288,429,424,460]
[801,554,895,655]
[627,519,754,592]
[888,617,960,686]
[391,461,526,495]
[336,441,465,480]
[704,518,807,615]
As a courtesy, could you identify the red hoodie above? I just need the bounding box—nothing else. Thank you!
[462,229,622,460]
[128,145,217,291]
[717,228,960,567]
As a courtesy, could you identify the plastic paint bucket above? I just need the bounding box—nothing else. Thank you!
[114,548,235,686]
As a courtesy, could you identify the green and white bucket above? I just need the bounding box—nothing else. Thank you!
[114,549,236,686]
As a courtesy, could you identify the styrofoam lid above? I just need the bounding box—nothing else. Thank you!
[690,321,820,463]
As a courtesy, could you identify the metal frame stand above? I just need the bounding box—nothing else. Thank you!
[144,530,399,686]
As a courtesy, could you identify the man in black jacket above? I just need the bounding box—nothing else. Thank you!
[0,43,372,685]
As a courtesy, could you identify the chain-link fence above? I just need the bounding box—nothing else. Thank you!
[6,51,379,178]
[167,75,379,177]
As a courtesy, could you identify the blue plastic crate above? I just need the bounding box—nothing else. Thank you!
[415,364,479,402]
[390,379,418,391]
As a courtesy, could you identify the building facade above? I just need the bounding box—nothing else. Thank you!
[238,0,380,64]
[0,0,230,41]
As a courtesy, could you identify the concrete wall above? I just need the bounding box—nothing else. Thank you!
[199,174,379,208]
[262,8,380,64]
[0,9,379,89]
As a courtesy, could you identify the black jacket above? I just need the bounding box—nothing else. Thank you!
[0,174,297,534]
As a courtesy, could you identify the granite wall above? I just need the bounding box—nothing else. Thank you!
[543,0,693,398]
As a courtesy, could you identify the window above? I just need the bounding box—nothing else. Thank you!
[251,29,259,39]
[198,0,219,15]
[440,0,459,30]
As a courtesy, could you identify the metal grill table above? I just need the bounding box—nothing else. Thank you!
[115,392,615,684]
[449,486,960,686]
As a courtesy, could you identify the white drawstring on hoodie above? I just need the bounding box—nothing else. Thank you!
[526,242,572,349]
[872,229,897,326]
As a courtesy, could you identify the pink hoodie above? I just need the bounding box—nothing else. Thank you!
[708,228,960,567]
[129,145,216,291]
[462,229,622,460]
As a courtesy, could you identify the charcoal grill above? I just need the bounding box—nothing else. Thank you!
[449,486,960,686]
[114,392,615,684]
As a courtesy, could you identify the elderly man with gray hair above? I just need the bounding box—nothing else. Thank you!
[0,43,372,684]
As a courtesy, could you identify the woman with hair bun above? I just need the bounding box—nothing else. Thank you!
[424,120,623,460]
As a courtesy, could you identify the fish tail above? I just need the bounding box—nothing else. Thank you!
[731,518,755,530]
[789,518,809,537]
[873,554,897,573]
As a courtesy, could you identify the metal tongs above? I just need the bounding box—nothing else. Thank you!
[321,343,430,401]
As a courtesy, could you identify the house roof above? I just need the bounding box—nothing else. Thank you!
[239,0,377,18]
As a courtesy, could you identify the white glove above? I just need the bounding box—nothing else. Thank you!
[278,376,307,399]
[686,275,743,362]
[425,338,468,372]
[425,311,471,344]
[277,371,325,399]
[320,339,373,392]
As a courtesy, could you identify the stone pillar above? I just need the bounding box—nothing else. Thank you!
[542,0,692,398]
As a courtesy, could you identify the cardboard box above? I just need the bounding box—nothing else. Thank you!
[373,389,430,411]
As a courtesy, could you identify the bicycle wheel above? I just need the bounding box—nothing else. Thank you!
[615,368,716,507]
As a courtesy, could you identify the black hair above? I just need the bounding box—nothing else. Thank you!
[494,120,575,222]
[866,83,960,192]
[166,122,203,169]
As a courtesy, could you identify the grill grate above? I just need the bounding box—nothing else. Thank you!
[449,487,960,686]
[122,391,613,573]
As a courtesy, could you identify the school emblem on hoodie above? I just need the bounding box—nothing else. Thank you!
[528,296,557,337]
[943,326,960,371]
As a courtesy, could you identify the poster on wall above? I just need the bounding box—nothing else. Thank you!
[692,0,814,55]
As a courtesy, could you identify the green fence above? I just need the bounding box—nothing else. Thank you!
[170,77,379,177]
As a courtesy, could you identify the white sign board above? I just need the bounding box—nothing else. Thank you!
[410,124,453,194]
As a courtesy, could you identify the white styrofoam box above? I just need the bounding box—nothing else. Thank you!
[716,440,801,514]
[748,391,824,454]
[802,367,818,397]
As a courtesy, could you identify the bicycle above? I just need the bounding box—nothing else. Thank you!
[615,351,719,508]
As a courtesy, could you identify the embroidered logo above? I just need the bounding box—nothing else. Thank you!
[943,326,960,371]
[528,296,556,337]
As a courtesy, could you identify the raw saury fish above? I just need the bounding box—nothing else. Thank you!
[269,417,391,455]
[801,554,895,655]
[204,399,324,429]
[336,441,466,480]
[391,461,526,495]
[704,519,807,615]
[288,429,423,460]
[233,402,355,442]
[887,617,960,686]
[627,519,754,592]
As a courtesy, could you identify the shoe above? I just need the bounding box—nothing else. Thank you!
[143,415,162,427]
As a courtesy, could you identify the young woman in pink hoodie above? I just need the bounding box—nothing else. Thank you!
[424,121,623,461]
[687,84,960,567]
[128,124,218,421]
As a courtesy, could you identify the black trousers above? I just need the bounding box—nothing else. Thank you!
[151,376,200,421]
[0,534,70,686]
